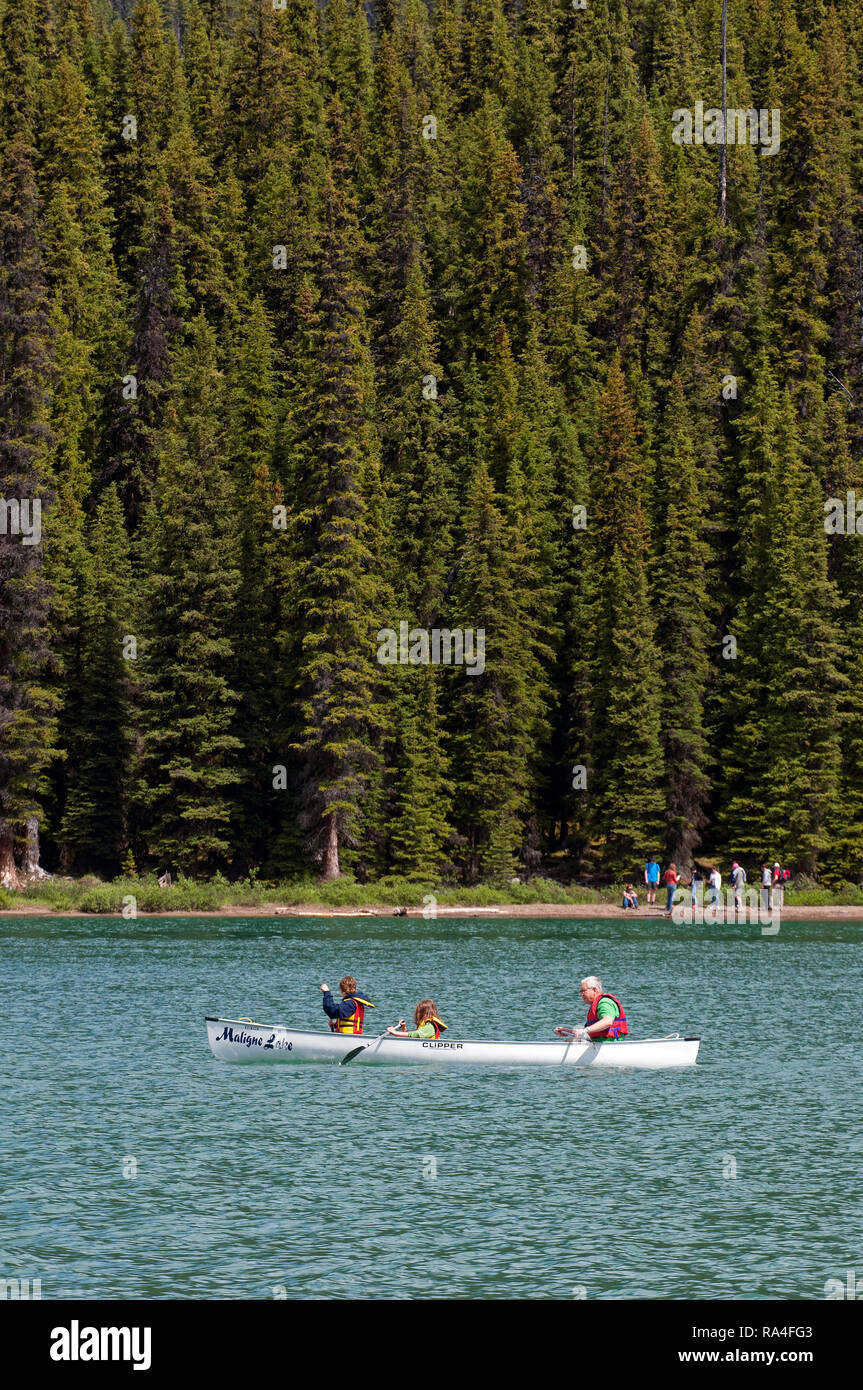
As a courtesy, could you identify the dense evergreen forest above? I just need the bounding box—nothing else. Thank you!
[2,0,863,888]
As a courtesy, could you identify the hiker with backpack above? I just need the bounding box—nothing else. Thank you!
[729,860,747,912]
[773,862,790,907]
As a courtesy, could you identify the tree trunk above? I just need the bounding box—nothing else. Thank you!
[319,813,340,882]
[20,815,50,882]
[0,823,23,891]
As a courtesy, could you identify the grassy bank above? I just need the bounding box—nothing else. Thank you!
[0,874,604,914]
[3,874,863,914]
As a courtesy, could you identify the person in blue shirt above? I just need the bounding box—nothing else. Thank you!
[644,855,660,905]
[319,977,375,1035]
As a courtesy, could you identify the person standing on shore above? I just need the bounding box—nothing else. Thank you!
[760,864,772,912]
[661,862,679,915]
[729,861,746,912]
[772,862,785,909]
[644,855,660,904]
[707,865,722,907]
[690,867,702,908]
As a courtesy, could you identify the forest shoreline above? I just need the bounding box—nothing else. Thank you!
[6,4,863,899]
[3,903,863,920]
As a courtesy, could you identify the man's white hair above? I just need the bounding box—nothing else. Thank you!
[581,976,603,991]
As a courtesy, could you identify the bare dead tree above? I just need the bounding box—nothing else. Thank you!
[21,815,50,883]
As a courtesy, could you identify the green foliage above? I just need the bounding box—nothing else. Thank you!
[2,0,861,892]
[136,315,243,874]
[588,357,665,869]
[58,486,135,875]
[288,120,391,881]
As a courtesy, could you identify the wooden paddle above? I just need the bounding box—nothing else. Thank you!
[341,1021,406,1065]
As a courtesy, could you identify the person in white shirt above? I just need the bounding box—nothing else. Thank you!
[760,863,772,910]
[707,866,722,905]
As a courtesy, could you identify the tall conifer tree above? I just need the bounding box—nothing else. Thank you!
[289,110,391,880]
[589,356,665,870]
[137,316,243,873]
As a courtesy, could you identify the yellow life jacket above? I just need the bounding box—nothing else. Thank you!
[423,1013,447,1038]
[334,995,375,1034]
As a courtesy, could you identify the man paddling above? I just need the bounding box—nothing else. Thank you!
[556,975,628,1042]
[320,977,375,1035]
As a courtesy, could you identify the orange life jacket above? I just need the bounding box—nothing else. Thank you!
[586,992,628,1039]
[422,1013,447,1038]
[334,994,375,1035]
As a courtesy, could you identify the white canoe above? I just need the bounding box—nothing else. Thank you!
[206,1017,700,1069]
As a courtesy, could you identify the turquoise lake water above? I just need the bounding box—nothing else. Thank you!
[1,914,860,1300]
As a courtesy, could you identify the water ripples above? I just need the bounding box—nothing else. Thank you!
[1,915,860,1298]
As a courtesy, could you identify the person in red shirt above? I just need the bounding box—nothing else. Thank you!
[661,862,679,915]
[772,861,786,908]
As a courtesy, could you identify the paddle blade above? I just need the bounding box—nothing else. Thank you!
[340,1045,367,1066]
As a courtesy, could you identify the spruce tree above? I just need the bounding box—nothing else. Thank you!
[589,356,665,871]
[227,295,281,869]
[289,126,391,881]
[816,396,863,881]
[455,93,529,350]
[653,377,710,868]
[449,458,552,881]
[137,315,243,874]
[379,257,454,625]
[721,374,843,869]
[59,486,135,876]
[387,666,454,879]
[0,125,58,886]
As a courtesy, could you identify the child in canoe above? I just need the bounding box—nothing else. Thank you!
[386,999,448,1039]
[320,977,374,1034]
